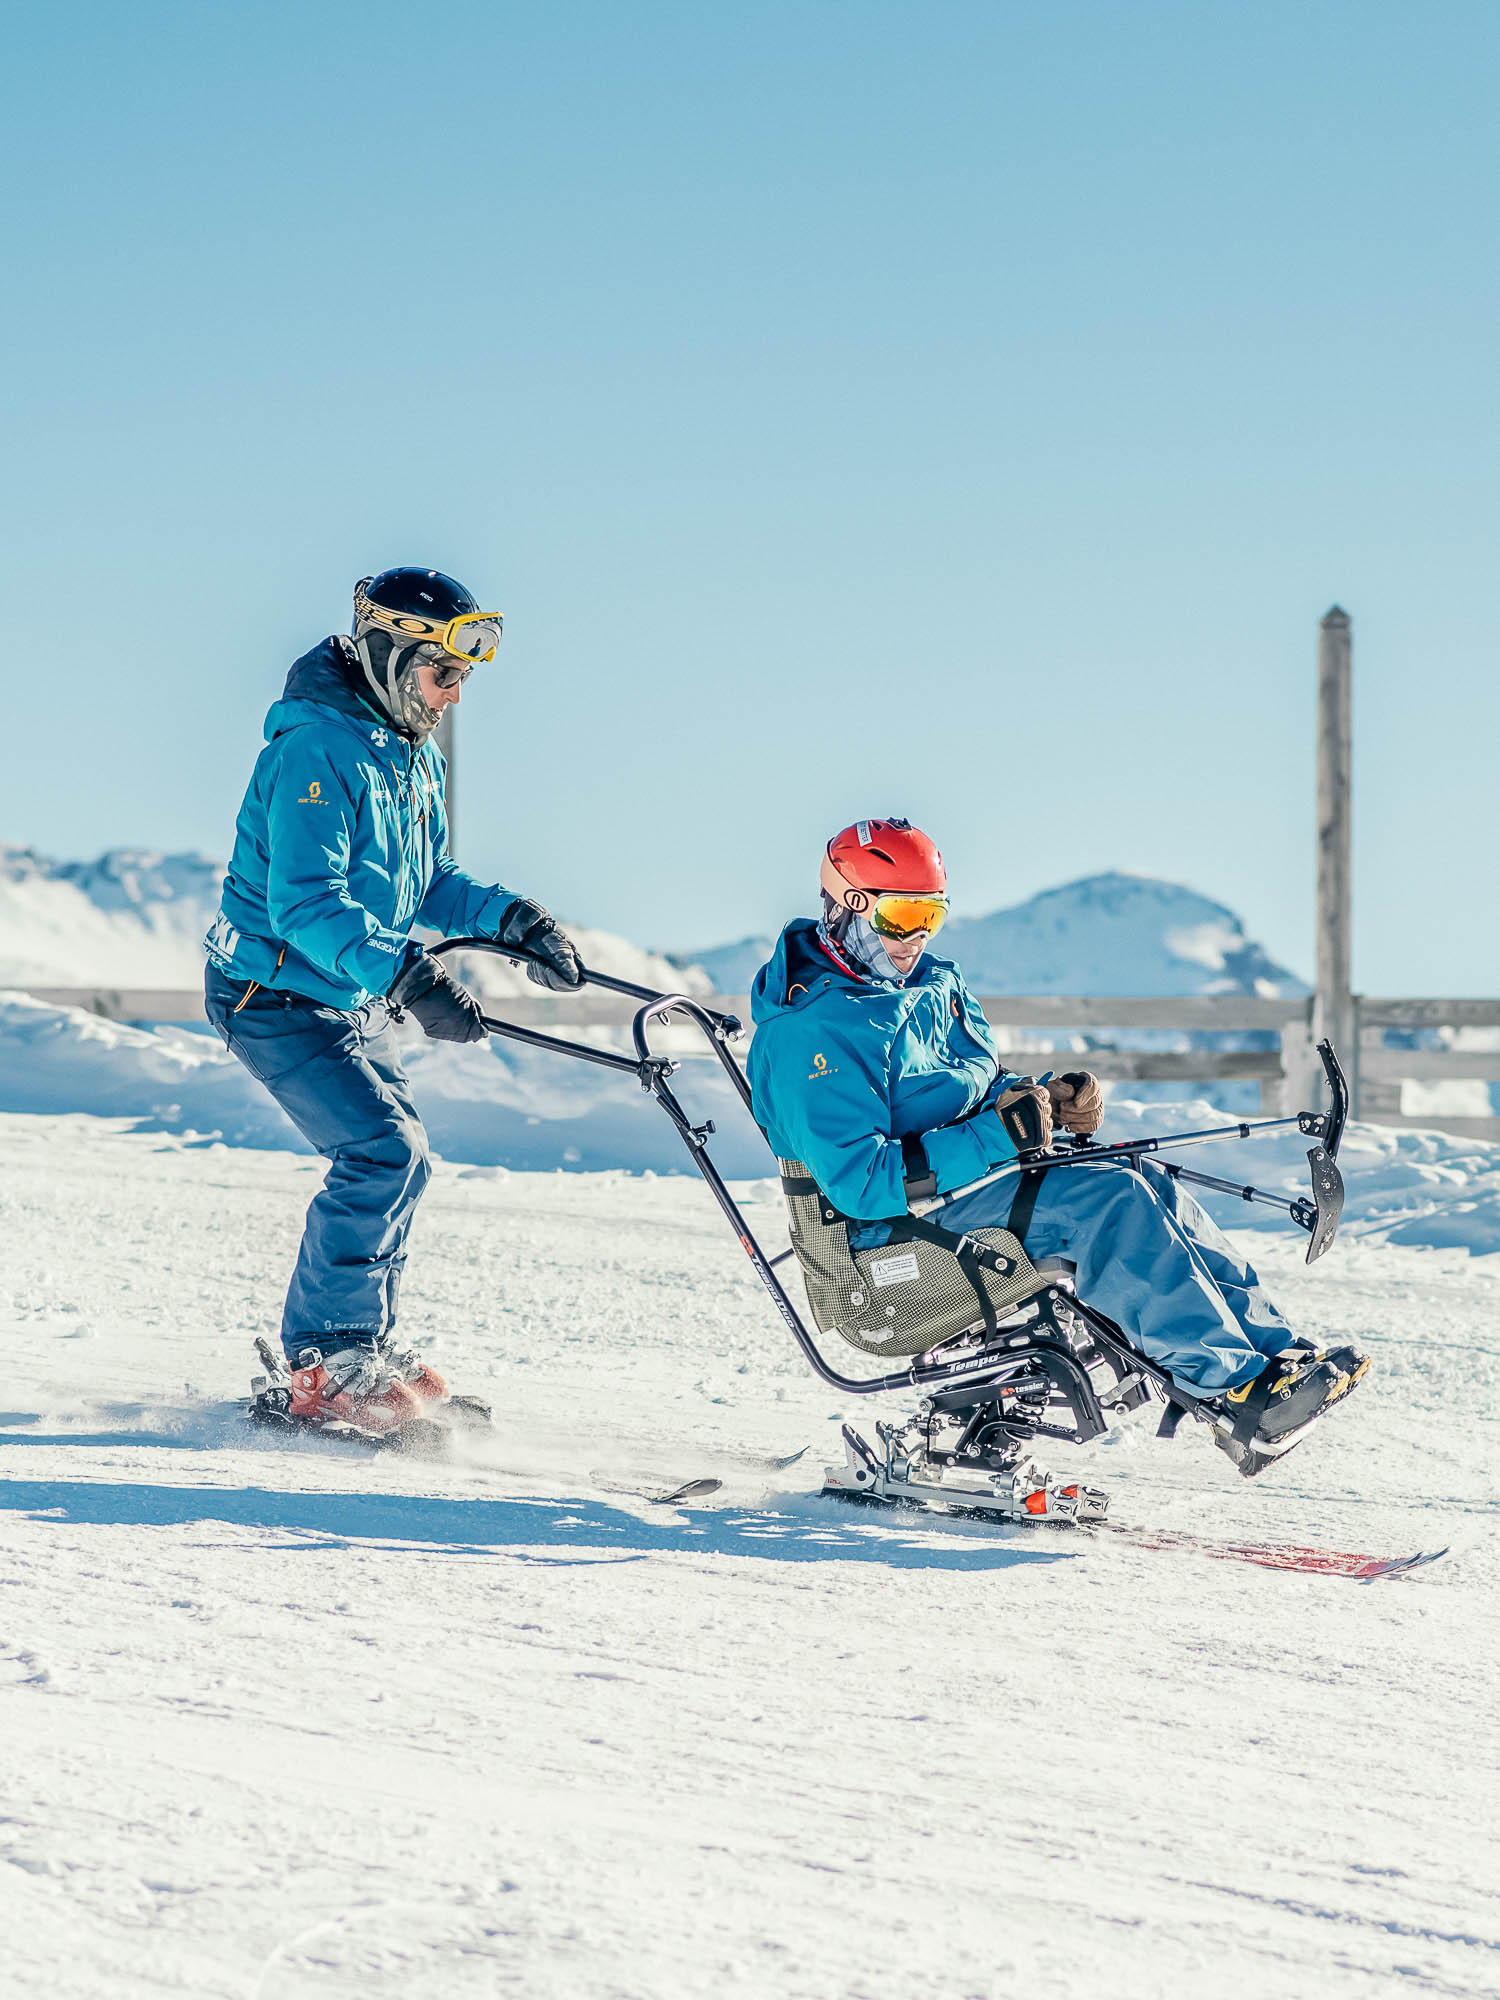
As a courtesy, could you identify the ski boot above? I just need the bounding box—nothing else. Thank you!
[248,1337,436,1449]
[249,1337,492,1446]
[1209,1341,1372,1476]
[378,1336,493,1432]
[284,1340,425,1436]
[379,1338,449,1406]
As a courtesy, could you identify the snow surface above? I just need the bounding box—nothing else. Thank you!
[1,1113,1496,1998]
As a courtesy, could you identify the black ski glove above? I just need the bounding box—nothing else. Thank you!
[994,1082,1052,1152]
[493,896,584,992]
[388,950,488,1043]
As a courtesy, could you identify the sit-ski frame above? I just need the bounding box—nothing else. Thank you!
[433,938,1349,1439]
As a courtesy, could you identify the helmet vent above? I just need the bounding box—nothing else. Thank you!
[867,847,894,864]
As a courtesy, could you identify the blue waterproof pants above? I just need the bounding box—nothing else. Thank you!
[942,1158,1291,1392]
[204,966,431,1357]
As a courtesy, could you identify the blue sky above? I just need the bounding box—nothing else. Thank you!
[3,1,1498,986]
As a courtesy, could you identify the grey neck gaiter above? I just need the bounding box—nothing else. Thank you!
[817,907,911,985]
[354,631,442,741]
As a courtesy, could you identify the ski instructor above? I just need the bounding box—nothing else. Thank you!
[204,566,582,1435]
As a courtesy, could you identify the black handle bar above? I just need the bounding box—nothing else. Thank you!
[429,934,744,1040]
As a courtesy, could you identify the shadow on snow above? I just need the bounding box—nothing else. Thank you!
[0,1465,1073,1574]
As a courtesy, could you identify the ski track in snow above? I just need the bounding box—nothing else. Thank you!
[0,1113,1496,1999]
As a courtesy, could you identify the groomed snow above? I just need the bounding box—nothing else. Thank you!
[1,1113,1496,1998]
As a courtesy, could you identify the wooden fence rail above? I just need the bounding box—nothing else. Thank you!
[12,985,1500,1141]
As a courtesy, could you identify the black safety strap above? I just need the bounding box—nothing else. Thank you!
[1006,1167,1046,1245]
[887,1210,1033,1340]
[778,1169,844,1229]
[901,1132,938,1202]
[780,1167,1015,1340]
[1225,1364,1276,1444]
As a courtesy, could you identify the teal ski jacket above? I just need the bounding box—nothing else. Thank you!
[205,638,514,1009]
[746,920,1025,1224]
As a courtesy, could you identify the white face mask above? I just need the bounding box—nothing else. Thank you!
[845,913,912,982]
[818,899,912,984]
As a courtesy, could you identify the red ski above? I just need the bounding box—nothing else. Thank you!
[1100,1523,1448,1582]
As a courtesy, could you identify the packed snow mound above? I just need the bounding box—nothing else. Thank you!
[0,840,707,997]
[447,927,711,1001]
[679,872,1305,997]
[6,991,1500,1251]
[674,932,774,993]
[0,992,768,1176]
[0,844,224,985]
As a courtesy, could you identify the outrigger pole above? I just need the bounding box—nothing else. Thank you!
[924,1039,1349,1257]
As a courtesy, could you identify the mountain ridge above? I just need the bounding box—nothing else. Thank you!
[674,870,1307,997]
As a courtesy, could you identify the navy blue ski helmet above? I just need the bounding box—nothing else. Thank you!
[356,566,481,630]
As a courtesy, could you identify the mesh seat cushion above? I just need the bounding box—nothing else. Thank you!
[778,1158,1049,1357]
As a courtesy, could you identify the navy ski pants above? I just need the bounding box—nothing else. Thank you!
[942,1158,1292,1393]
[204,965,431,1358]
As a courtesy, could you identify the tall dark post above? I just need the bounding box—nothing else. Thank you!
[435,706,457,857]
[1315,606,1355,1106]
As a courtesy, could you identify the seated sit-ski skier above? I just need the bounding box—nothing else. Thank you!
[746,818,1370,1461]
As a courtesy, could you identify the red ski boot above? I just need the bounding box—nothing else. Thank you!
[380,1339,449,1407]
[286,1344,423,1435]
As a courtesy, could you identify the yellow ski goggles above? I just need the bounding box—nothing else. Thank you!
[868,892,949,940]
[354,582,504,663]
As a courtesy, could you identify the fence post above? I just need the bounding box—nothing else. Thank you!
[435,706,457,857]
[1315,606,1356,1111]
[1275,1015,1319,1115]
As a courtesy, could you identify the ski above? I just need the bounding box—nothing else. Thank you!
[245,1402,467,1457]
[1097,1523,1450,1582]
[590,1473,725,1506]
[823,1488,1446,1580]
[680,1445,809,1472]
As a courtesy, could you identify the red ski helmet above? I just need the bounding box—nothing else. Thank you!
[820,819,949,940]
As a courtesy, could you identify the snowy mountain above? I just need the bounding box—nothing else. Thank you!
[0,840,707,997]
[0,844,226,986]
[678,871,1306,997]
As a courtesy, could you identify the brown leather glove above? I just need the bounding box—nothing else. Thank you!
[1048,1070,1104,1135]
[995,1083,1053,1151]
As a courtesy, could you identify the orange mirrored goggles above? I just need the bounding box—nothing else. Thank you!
[867,892,949,940]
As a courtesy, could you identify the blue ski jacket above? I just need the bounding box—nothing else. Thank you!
[746,920,1025,1225]
[205,638,515,1009]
